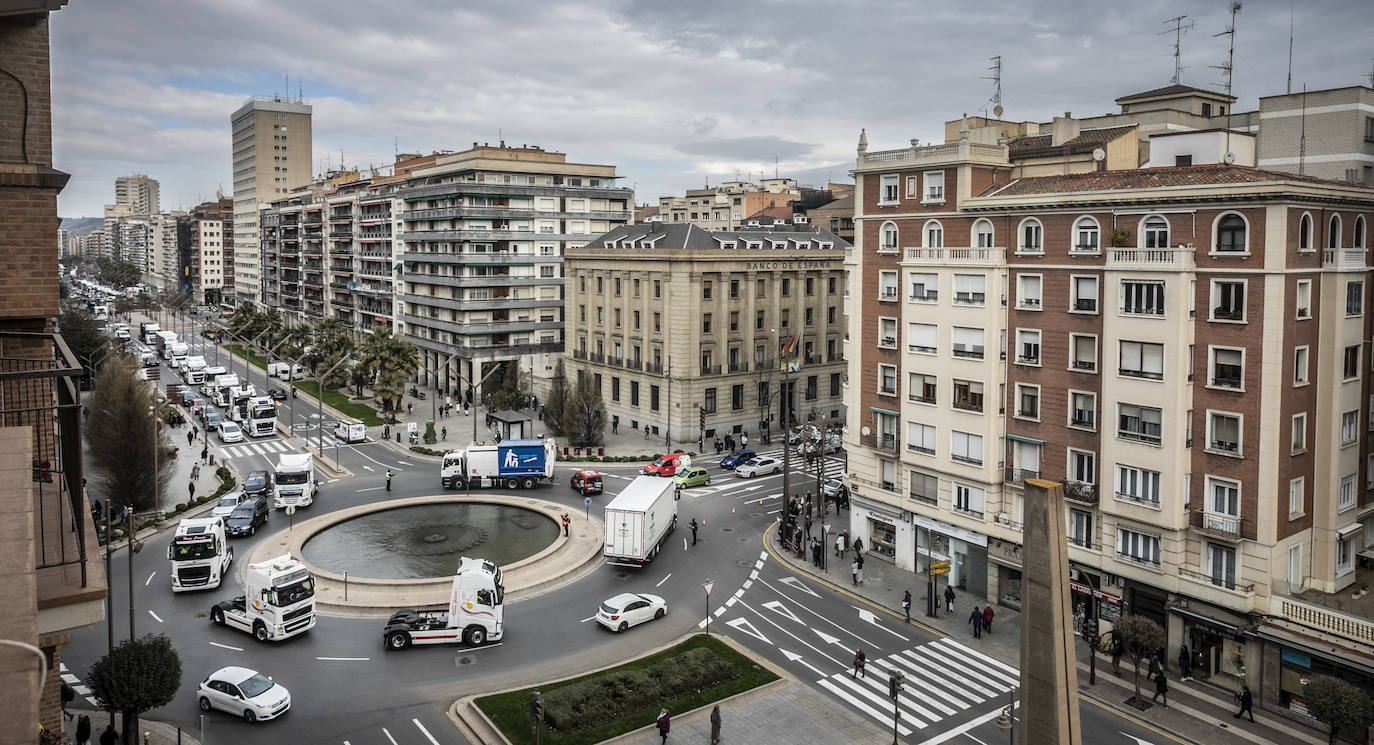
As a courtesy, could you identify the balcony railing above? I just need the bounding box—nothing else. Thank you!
[863,432,898,452]
[1073,299,1097,312]
[1177,566,1254,593]
[1323,248,1368,269]
[1072,359,1097,372]
[902,246,1004,264]
[1004,467,1039,484]
[1064,481,1099,504]
[1279,597,1374,646]
[1108,247,1195,270]
[1197,512,1244,540]
[700,364,721,376]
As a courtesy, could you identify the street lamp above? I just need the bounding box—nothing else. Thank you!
[995,687,1016,745]
[664,357,672,451]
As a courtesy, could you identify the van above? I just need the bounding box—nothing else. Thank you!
[642,452,691,477]
[267,362,290,379]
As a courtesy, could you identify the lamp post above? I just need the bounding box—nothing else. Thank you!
[664,357,672,451]
[995,686,1017,745]
[315,355,351,456]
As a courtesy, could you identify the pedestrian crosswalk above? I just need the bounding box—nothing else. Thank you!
[220,438,294,460]
[816,637,1019,737]
[60,662,98,707]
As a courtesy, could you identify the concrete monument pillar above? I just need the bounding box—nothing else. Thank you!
[1019,478,1083,744]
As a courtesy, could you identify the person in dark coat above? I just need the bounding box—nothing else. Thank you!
[690,518,698,545]
[709,705,721,745]
[969,607,983,638]
[944,585,956,613]
[902,590,912,622]
[1178,645,1193,681]
[75,714,91,745]
[982,605,995,633]
[61,680,75,719]
[1151,671,1168,707]
[99,724,119,745]
[1111,639,1123,675]
[1234,684,1254,721]
[656,708,670,743]
[852,648,867,678]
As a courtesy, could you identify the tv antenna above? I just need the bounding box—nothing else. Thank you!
[1212,2,1242,155]
[1159,15,1194,85]
[982,55,1004,118]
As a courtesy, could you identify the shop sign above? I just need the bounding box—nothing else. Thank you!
[912,513,987,547]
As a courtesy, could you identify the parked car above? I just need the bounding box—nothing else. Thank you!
[210,490,246,521]
[217,421,243,443]
[205,411,223,431]
[570,470,603,496]
[720,448,755,470]
[642,453,690,477]
[673,466,711,489]
[734,456,782,478]
[267,387,287,401]
[186,397,207,416]
[822,478,848,503]
[196,665,291,723]
[224,496,270,537]
[242,470,273,500]
[595,592,667,633]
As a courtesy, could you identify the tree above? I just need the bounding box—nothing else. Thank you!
[87,633,182,739]
[488,361,530,412]
[1305,675,1374,744]
[1112,614,1165,704]
[59,308,109,376]
[543,359,570,435]
[84,355,174,514]
[320,351,352,391]
[94,256,142,288]
[358,329,417,415]
[349,361,372,399]
[307,318,353,371]
[562,370,608,446]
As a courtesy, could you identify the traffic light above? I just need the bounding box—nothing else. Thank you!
[888,668,904,700]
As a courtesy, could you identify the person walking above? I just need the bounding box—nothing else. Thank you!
[690,518,698,545]
[561,513,570,537]
[441,426,447,441]
[852,536,863,554]
[856,552,864,584]
[714,438,723,455]
[187,429,194,445]
[1178,645,1193,681]
[851,557,860,586]
[99,724,119,745]
[740,432,747,449]
[1111,639,1123,675]
[75,714,91,745]
[188,480,196,502]
[902,590,912,622]
[969,607,983,638]
[1234,685,1254,721]
[982,605,995,634]
[61,680,75,719]
[1151,670,1168,707]
[852,648,867,678]
[655,708,670,743]
[385,469,392,491]
[407,402,413,416]
[944,585,956,614]
[709,704,721,745]
[835,531,845,558]
[200,444,208,464]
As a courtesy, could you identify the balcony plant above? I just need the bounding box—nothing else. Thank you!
[1110,229,1130,247]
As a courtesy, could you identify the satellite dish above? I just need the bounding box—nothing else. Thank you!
[1092,148,1106,162]
[860,426,871,437]
[1224,152,1236,164]
[993,104,1004,117]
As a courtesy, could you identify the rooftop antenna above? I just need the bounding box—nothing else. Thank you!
[774,156,779,179]
[981,55,1004,118]
[1366,57,1374,87]
[1212,2,1242,156]
[1299,84,1308,175]
[1285,2,1294,94]
[1159,15,1194,85]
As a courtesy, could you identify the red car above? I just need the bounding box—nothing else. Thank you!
[642,453,689,477]
[571,470,603,496]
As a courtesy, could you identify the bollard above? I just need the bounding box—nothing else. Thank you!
[344,571,348,601]
[144,731,150,745]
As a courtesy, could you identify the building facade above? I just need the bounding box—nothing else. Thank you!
[1256,86,1374,186]
[187,198,232,305]
[565,222,848,446]
[145,210,186,292]
[657,178,801,229]
[114,173,159,215]
[230,96,312,305]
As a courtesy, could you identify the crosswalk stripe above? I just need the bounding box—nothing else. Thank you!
[818,677,914,736]
[880,654,963,714]
[930,639,1020,688]
[935,637,1021,679]
[896,648,988,707]
[74,685,91,695]
[848,668,941,726]
[912,645,1002,700]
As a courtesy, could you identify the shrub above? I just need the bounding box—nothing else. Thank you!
[215,465,232,482]
[175,503,187,512]
[540,647,738,734]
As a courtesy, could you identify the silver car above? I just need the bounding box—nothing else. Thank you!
[210,490,245,521]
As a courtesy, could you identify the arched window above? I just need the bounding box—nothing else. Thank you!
[880,221,898,251]
[1018,218,1043,254]
[1329,215,1343,249]
[924,220,944,248]
[1073,217,1099,252]
[1216,214,1247,253]
[973,219,995,248]
[1299,213,1312,251]
[1355,216,1366,249]
[1142,217,1170,249]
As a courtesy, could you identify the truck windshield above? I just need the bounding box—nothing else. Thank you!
[269,577,315,606]
[277,472,308,485]
[171,538,217,561]
[252,409,274,419]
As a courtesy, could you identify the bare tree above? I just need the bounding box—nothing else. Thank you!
[561,370,607,446]
[1113,614,1165,704]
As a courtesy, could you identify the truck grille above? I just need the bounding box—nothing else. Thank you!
[283,606,313,623]
[177,565,212,585]
[284,614,314,634]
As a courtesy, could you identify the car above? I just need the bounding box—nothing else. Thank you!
[720,448,755,470]
[197,665,291,723]
[224,496,269,537]
[267,387,287,401]
[242,470,273,499]
[734,456,782,478]
[595,592,668,633]
[822,477,849,503]
[186,397,207,415]
[570,470,603,496]
[199,404,219,423]
[788,424,820,446]
[642,453,689,477]
[205,411,223,431]
[210,489,246,520]
[218,421,244,443]
[673,466,711,489]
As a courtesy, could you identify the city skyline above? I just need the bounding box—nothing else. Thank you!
[51,0,1373,217]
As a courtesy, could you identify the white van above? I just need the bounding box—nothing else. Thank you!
[267,362,290,379]
[333,419,367,444]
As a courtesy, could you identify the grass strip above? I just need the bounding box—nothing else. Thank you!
[293,379,383,426]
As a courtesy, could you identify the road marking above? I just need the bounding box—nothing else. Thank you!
[736,598,844,666]
[579,616,595,623]
[73,684,91,695]
[208,641,242,651]
[776,575,820,597]
[762,600,804,625]
[60,673,78,683]
[148,610,163,623]
[382,727,398,745]
[910,701,1018,745]
[316,656,370,661]
[723,617,772,645]
[780,648,825,675]
[357,487,384,492]
[818,677,914,737]
[145,571,156,586]
[412,719,441,745]
[362,465,375,471]
[656,573,671,587]
[854,606,909,641]
[397,460,414,466]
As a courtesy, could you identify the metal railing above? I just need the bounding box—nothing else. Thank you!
[1003,467,1039,484]
[1197,512,1244,539]
[1064,481,1099,504]
[1177,566,1254,593]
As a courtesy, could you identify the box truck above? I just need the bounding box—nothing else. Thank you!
[603,476,678,566]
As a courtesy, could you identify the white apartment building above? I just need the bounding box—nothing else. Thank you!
[230,96,312,305]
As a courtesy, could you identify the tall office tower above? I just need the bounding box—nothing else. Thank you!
[114,173,159,215]
[230,95,312,306]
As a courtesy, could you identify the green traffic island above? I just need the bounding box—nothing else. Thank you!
[475,634,777,745]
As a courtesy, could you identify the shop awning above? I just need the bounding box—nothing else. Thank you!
[1168,604,1250,638]
[869,406,900,417]
[1007,434,1045,445]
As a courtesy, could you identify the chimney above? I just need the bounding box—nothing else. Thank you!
[1051,113,1079,147]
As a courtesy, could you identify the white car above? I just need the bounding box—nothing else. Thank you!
[596,592,667,632]
[210,490,245,520]
[734,456,782,478]
[217,421,244,443]
[197,666,291,723]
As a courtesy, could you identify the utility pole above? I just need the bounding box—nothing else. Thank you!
[1212,2,1242,154]
[664,358,672,451]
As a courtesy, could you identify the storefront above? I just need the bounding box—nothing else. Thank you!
[1069,568,1121,639]
[987,538,1022,609]
[1170,603,1253,692]
[913,514,988,600]
[1261,626,1374,742]
[849,496,908,568]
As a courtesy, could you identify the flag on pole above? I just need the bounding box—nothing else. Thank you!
[780,335,801,372]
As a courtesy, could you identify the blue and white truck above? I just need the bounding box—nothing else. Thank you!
[440,438,556,490]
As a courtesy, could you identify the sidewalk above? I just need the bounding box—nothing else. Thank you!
[64,708,199,745]
[766,525,1323,745]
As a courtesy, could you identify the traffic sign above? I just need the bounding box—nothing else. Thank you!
[930,566,950,576]
[703,580,716,596]
[584,496,591,506]
[929,560,951,570]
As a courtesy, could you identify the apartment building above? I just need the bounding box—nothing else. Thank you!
[658,178,801,229]
[230,95,312,305]
[1256,86,1374,186]
[564,222,848,446]
[114,173,159,215]
[394,143,631,400]
[846,125,1374,723]
[145,210,186,292]
[188,198,232,305]
[0,3,106,743]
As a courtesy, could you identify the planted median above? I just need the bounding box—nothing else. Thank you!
[223,344,383,426]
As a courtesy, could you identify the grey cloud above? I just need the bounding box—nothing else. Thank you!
[678,136,818,161]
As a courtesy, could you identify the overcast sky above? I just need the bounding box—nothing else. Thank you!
[51,0,1373,217]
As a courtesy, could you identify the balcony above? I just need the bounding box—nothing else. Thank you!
[400,180,633,203]
[1118,368,1163,381]
[879,288,899,301]
[953,292,986,306]
[1196,512,1245,541]
[1177,567,1254,594]
[1211,375,1242,390]
[862,432,898,452]
[1073,298,1097,312]
[1004,467,1040,484]
[952,346,984,360]
[1017,298,1042,310]
[1071,359,1097,372]
[1323,248,1367,269]
[951,399,982,413]
[910,291,938,303]
[727,362,749,373]
[902,246,1005,266]
[1071,412,1095,429]
[1107,246,1195,270]
[404,273,557,289]
[700,364,721,376]
[400,250,539,265]
[623,359,642,371]
[1064,481,1099,504]
[1115,490,1161,508]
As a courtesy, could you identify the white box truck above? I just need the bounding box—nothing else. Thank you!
[273,452,318,508]
[139,321,160,344]
[381,557,504,650]
[603,476,679,566]
[167,517,233,592]
[155,330,178,358]
[182,355,208,385]
[267,362,290,379]
[209,554,316,642]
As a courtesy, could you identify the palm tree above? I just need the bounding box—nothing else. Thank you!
[360,330,418,415]
[311,318,354,369]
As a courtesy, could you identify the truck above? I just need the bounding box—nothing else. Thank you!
[333,417,366,444]
[182,355,208,385]
[603,476,679,566]
[247,396,277,437]
[273,452,318,509]
[266,362,290,379]
[439,438,556,490]
[139,321,160,344]
[92,304,109,321]
[168,341,190,368]
[200,366,227,397]
[209,554,316,643]
[381,557,504,650]
[154,330,179,358]
[167,517,233,592]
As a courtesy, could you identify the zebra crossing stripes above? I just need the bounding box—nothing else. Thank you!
[220,438,293,459]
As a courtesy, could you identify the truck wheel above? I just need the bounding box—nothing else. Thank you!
[464,626,487,646]
[521,477,535,489]
[505,477,519,490]
[211,607,225,625]
[253,622,269,643]
[386,631,411,650]
[456,478,468,490]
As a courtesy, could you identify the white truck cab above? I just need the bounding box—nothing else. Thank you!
[168,517,233,592]
[247,396,277,437]
[382,557,504,650]
[210,554,316,642]
[273,452,318,508]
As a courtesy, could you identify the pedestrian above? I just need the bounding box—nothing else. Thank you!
[1151,670,1168,707]
[902,590,912,622]
[851,557,860,586]
[714,438,723,455]
[856,552,864,583]
[1148,653,1162,680]
[61,680,75,719]
[740,432,748,449]
[852,648,866,678]
[561,513,571,537]
[690,518,698,545]
[944,585,956,613]
[441,426,447,441]
[811,538,820,566]
[834,531,845,557]
[709,704,721,745]
[853,536,863,554]
[969,607,983,638]
[1111,639,1123,675]
[1234,684,1254,721]
[187,429,194,445]
[191,464,200,481]
[99,724,118,745]
[983,605,995,634]
[656,708,670,743]
[200,444,208,464]
[446,394,452,410]
[188,480,196,501]
[725,433,733,451]
[385,469,392,491]
[407,402,413,416]
[1178,645,1192,681]
[75,714,91,745]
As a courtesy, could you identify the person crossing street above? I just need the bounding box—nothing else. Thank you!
[902,590,912,622]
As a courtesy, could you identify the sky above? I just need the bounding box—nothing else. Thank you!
[51,0,1374,218]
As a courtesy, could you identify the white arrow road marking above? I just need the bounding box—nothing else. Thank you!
[736,599,845,666]
[1118,735,1163,745]
[724,617,772,645]
[148,610,163,623]
[777,575,820,597]
[762,600,804,625]
[145,571,156,586]
[853,606,910,641]
[760,577,882,649]
[814,628,844,647]
[656,573,672,587]
[362,465,375,471]
[412,719,441,745]
[208,641,242,651]
[780,648,826,676]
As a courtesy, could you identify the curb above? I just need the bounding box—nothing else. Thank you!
[100,462,242,555]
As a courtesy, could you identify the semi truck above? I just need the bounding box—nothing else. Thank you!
[439,438,556,490]
[209,554,316,643]
[381,557,504,650]
[155,330,178,358]
[199,366,228,397]
[168,517,233,592]
[211,373,239,407]
[169,341,190,368]
[139,321,160,344]
[247,396,277,437]
[603,476,679,566]
[273,452,318,508]
[182,355,208,384]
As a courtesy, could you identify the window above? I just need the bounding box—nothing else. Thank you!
[654,313,662,332]
[1299,213,1313,251]
[1118,403,1163,445]
[1016,329,1041,365]
[830,373,840,397]
[1069,449,1096,485]
[1288,477,1305,517]
[952,326,984,359]
[1215,214,1247,253]
[907,323,937,354]
[878,221,898,251]
[1016,274,1042,309]
[1070,392,1096,429]
[1210,347,1243,389]
[1121,280,1165,316]
[1329,214,1344,249]
[1207,412,1242,455]
[702,281,712,300]
[780,277,791,297]
[923,171,945,202]
[1072,217,1100,253]
[954,274,985,305]
[1346,280,1363,316]
[701,314,712,333]
[754,311,763,330]
[950,431,983,466]
[952,379,983,412]
[1117,527,1161,567]
[1341,410,1358,446]
[1116,464,1161,505]
[925,221,944,248]
[909,273,937,302]
[880,175,899,204]
[1071,334,1097,372]
[1071,275,1098,313]
[908,422,936,455]
[909,373,936,404]
[877,364,897,395]
[630,381,639,406]
[1296,280,1312,318]
[1291,412,1307,454]
[1207,543,1238,589]
[805,277,814,296]
[1356,216,1367,249]
[1345,345,1361,380]
[879,271,899,300]
[909,470,938,505]
[649,384,659,411]
[703,388,717,414]
[1016,384,1040,420]
[878,318,898,348]
[654,280,662,298]
[1294,346,1309,385]
[1142,217,1170,248]
[1338,532,1355,575]
[953,483,985,517]
[827,306,836,323]
[1068,509,1093,548]
[829,276,837,294]
[1119,341,1164,380]
[973,219,994,248]
[1019,218,1043,254]
[1340,474,1356,510]
[727,311,737,332]
[1212,280,1246,321]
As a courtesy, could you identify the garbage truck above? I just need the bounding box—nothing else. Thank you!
[381,557,504,650]
[209,553,316,642]
[603,476,678,566]
[439,438,556,490]
[168,517,233,592]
